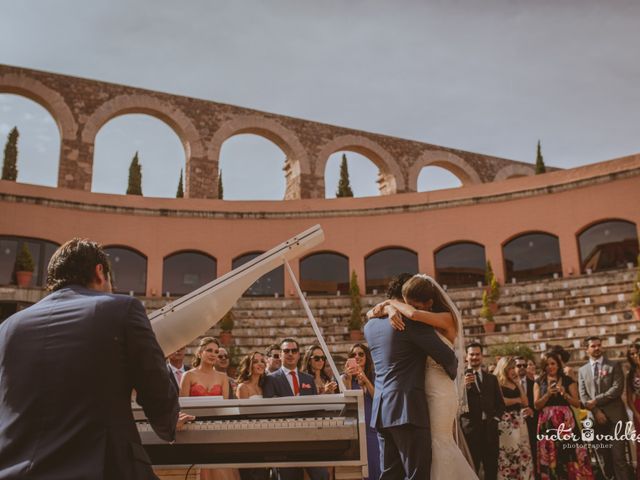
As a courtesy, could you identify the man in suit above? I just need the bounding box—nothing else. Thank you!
[263,338,328,480]
[578,336,633,480]
[364,275,458,480]
[167,345,191,392]
[0,238,188,480]
[460,342,505,480]
[515,356,537,476]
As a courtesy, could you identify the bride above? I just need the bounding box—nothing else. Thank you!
[369,274,478,480]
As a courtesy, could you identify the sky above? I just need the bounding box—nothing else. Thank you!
[1,0,639,199]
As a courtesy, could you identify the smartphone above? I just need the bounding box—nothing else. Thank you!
[346,358,358,371]
[465,368,474,376]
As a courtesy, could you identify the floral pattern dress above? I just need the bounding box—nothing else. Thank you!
[498,385,533,480]
[536,376,593,480]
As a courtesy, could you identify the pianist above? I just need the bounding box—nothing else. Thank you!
[0,238,183,480]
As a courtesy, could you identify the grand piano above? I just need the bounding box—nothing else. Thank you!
[132,225,368,474]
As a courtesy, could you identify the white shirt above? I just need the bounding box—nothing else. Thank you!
[281,366,300,396]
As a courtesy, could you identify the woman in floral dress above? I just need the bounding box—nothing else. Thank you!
[625,342,640,480]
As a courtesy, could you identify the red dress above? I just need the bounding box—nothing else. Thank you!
[189,383,223,396]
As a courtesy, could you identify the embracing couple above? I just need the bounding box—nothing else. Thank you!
[364,273,477,480]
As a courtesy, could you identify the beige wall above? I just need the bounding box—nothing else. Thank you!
[1,154,639,296]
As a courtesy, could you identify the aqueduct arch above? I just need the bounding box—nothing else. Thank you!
[408,150,482,191]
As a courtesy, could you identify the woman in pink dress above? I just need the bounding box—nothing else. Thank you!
[180,337,238,480]
[625,342,640,480]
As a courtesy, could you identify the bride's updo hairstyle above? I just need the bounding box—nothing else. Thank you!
[401,275,451,314]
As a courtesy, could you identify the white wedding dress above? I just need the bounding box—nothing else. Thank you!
[425,331,478,480]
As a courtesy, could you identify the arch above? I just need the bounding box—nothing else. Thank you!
[576,219,639,273]
[162,250,217,296]
[209,115,310,175]
[81,94,204,159]
[502,231,562,282]
[0,235,59,287]
[493,164,536,182]
[409,150,482,190]
[434,241,486,288]
[103,245,147,295]
[232,251,284,297]
[0,73,77,140]
[300,251,349,295]
[364,246,419,294]
[316,135,405,194]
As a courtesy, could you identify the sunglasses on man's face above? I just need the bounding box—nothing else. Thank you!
[282,348,299,354]
[516,364,527,368]
[269,353,280,359]
[349,351,365,358]
[218,354,228,360]
[312,355,326,362]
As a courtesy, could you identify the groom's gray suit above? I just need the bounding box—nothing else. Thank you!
[364,315,457,480]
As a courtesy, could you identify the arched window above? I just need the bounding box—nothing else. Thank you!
[578,220,639,273]
[365,247,419,294]
[0,236,59,287]
[104,246,147,295]
[502,232,562,282]
[232,252,284,297]
[434,242,486,288]
[300,252,349,295]
[162,251,216,296]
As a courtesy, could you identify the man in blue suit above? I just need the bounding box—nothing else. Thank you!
[263,338,328,480]
[364,274,457,480]
[0,238,184,480]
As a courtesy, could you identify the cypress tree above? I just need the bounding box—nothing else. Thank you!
[217,170,224,199]
[176,168,184,198]
[126,151,143,195]
[535,140,546,174]
[336,154,354,197]
[2,127,19,181]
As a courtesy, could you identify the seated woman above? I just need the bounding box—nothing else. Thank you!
[235,352,267,399]
[180,337,238,480]
[302,344,337,394]
[533,351,593,480]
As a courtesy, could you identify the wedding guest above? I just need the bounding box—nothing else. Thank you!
[302,344,337,394]
[515,356,538,474]
[461,342,504,480]
[265,344,282,373]
[215,346,237,399]
[535,351,592,479]
[494,356,533,480]
[527,358,538,381]
[578,336,633,480]
[625,342,640,480]
[341,343,379,480]
[181,337,238,480]
[167,345,191,393]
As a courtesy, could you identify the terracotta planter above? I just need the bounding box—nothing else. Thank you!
[483,322,496,333]
[349,329,364,341]
[15,271,33,288]
[633,307,640,322]
[489,302,499,314]
[219,331,233,346]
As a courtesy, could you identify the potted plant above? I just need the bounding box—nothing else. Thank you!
[14,243,35,288]
[480,290,496,333]
[348,270,364,340]
[219,310,235,346]
[631,255,640,321]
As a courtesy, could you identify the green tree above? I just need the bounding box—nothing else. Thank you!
[485,261,495,286]
[535,140,546,174]
[217,170,224,199]
[336,154,354,197]
[348,270,362,330]
[126,152,143,195]
[176,168,184,198]
[2,127,19,181]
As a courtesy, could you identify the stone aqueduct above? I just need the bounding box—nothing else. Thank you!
[0,64,537,199]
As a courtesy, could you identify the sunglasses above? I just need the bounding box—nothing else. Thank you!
[217,354,228,360]
[312,355,326,362]
[269,353,280,359]
[282,348,299,354]
[349,351,365,358]
[516,364,527,368]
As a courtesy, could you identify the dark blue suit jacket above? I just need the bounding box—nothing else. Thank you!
[262,368,318,397]
[364,316,457,430]
[0,286,179,480]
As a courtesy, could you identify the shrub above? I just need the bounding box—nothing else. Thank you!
[488,342,534,360]
[349,270,363,330]
[15,243,35,272]
[220,310,235,332]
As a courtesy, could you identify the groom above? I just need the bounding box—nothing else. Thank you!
[364,274,458,480]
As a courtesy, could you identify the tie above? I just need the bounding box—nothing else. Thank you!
[521,378,527,395]
[475,371,482,392]
[175,368,183,385]
[289,370,300,396]
[593,362,600,395]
